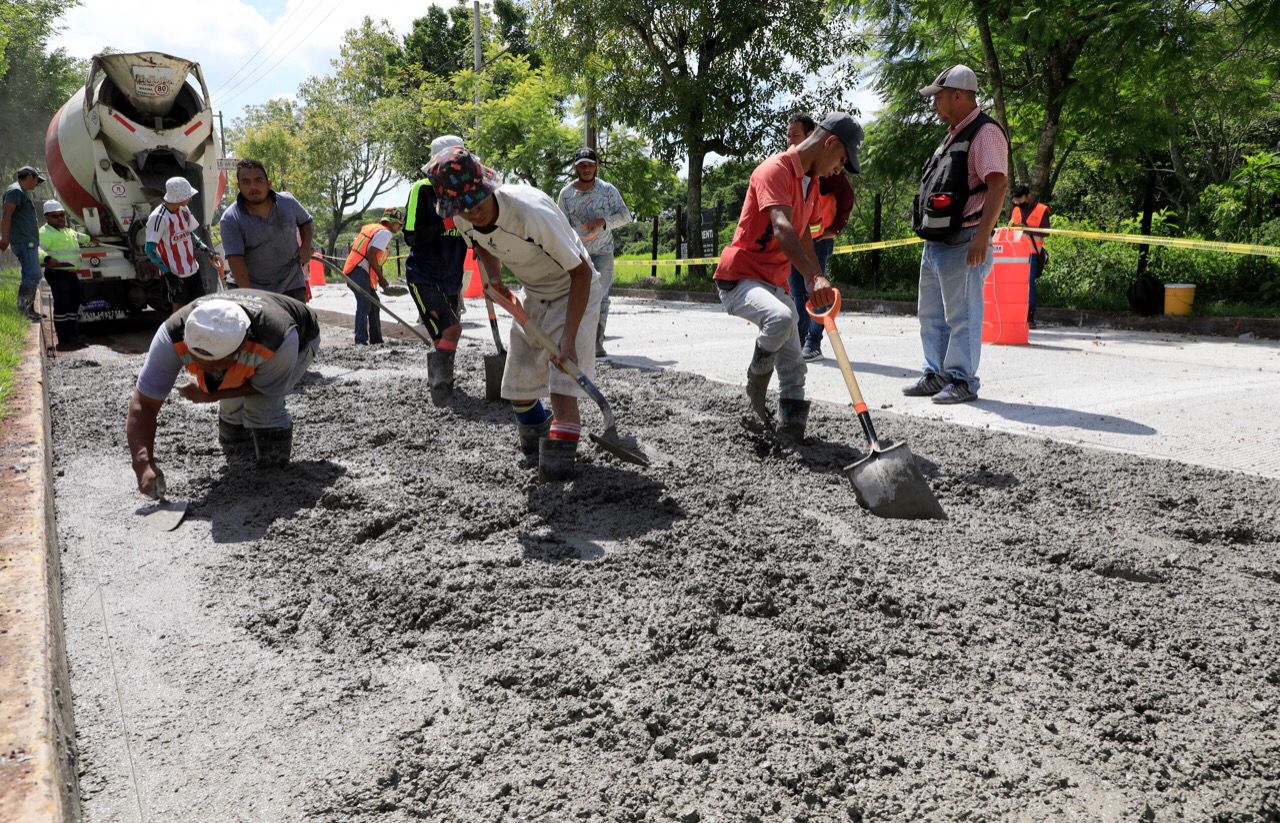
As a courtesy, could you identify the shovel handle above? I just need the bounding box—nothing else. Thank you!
[482,290,507,355]
[484,283,617,431]
[810,289,883,450]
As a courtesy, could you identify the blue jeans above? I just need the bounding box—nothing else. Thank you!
[348,267,382,344]
[787,237,834,350]
[590,251,614,332]
[13,243,40,311]
[917,227,993,391]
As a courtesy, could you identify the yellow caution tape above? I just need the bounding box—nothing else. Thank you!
[613,236,925,269]
[1020,227,1280,258]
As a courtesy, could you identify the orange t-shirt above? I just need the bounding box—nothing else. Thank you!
[714,147,817,290]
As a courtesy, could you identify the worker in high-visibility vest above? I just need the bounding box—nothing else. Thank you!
[1011,185,1050,326]
[342,208,404,344]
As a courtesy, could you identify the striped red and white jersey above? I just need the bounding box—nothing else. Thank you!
[145,204,202,277]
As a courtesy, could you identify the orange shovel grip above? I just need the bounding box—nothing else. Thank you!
[805,287,842,331]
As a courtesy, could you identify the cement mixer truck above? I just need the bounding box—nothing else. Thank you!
[44,51,227,319]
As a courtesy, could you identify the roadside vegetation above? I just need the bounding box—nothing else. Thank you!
[0,268,31,417]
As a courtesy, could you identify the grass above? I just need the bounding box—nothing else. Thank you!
[0,267,32,418]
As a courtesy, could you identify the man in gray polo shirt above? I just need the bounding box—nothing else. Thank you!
[219,159,313,300]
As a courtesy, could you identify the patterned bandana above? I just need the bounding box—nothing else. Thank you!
[426,147,500,218]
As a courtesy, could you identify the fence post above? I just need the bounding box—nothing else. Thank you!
[674,204,683,280]
[650,215,659,280]
[1135,169,1156,281]
[871,192,883,285]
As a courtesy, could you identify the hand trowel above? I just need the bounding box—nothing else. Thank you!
[140,476,188,531]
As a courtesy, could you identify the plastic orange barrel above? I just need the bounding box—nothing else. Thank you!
[308,256,325,287]
[982,227,1032,345]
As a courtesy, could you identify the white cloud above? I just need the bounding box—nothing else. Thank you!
[50,0,444,123]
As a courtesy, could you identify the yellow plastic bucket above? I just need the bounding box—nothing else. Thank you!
[1164,283,1195,316]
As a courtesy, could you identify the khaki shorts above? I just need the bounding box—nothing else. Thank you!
[502,279,602,400]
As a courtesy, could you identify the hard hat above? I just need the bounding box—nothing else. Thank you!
[43,200,66,215]
[164,177,199,204]
[184,300,250,360]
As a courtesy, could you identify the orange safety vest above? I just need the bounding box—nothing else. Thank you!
[343,223,388,282]
[1011,202,1049,254]
[809,187,838,238]
[173,339,276,393]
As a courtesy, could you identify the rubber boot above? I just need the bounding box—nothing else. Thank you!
[427,350,456,405]
[218,418,252,450]
[517,418,551,457]
[252,427,294,468]
[538,437,578,481]
[595,321,607,358]
[18,286,40,321]
[777,398,811,445]
[745,344,779,427]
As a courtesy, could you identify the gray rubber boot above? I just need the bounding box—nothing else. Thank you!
[595,321,607,358]
[517,418,551,457]
[777,398,811,445]
[17,286,38,320]
[745,344,779,426]
[427,350,456,406]
[218,418,252,450]
[252,427,294,468]
[538,437,578,481]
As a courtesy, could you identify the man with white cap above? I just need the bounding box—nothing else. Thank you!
[556,147,631,358]
[906,64,1008,404]
[37,200,90,349]
[402,134,473,404]
[127,290,321,495]
[145,176,219,313]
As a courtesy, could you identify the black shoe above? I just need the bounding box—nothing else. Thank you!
[902,373,947,397]
[932,381,978,404]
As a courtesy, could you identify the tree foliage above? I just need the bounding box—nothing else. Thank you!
[0,0,85,176]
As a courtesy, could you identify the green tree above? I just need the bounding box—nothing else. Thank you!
[530,0,863,270]
[0,0,84,175]
[229,99,309,196]
[396,2,472,78]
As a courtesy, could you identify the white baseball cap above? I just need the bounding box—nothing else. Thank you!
[164,177,199,204]
[43,200,66,215]
[185,300,250,359]
[920,64,979,96]
[422,135,466,174]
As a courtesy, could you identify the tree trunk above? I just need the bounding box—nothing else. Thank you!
[1030,48,1079,202]
[327,220,341,258]
[686,140,706,278]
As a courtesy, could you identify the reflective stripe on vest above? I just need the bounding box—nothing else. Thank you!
[343,223,385,275]
[173,339,276,392]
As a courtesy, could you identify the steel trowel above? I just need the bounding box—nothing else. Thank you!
[140,476,188,531]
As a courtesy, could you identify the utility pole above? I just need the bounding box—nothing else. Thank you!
[217,110,226,156]
[472,1,482,133]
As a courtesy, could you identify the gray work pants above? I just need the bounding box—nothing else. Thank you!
[218,338,318,430]
[717,278,807,400]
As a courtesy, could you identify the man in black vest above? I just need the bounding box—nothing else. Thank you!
[126,291,321,496]
[905,64,1008,404]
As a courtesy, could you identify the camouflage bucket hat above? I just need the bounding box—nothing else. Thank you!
[381,206,405,224]
[425,147,500,218]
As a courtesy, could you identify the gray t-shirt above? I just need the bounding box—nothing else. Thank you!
[218,191,312,293]
[3,183,39,247]
[136,324,301,400]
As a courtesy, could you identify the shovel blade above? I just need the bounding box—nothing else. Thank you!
[845,441,946,520]
[141,499,189,531]
[589,427,651,467]
[484,352,506,402]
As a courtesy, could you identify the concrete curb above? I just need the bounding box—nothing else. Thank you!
[611,287,1280,340]
[0,323,80,823]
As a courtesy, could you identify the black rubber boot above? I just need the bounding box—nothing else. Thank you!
[538,437,578,481]
[252,427,294,468]
[777,398,811,445]
[745,344,779,426]
[218,418,252,450]
[517,418,551,456]
[427,350,456,405]
[595,321,607,358]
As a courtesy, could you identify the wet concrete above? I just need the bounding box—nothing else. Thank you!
[50,328,1280,821]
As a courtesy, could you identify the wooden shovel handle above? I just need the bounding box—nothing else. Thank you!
[805,286,842,331]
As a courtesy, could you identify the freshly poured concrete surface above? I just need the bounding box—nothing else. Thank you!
[309,284,1280,479]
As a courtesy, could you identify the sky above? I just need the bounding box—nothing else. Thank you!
[50,0,885,207]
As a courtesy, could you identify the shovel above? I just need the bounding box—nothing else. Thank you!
[481,291,507,402]
[806,287,946,521]
[139,476,188,531]
[484,283,649,467]
[317,258,435,348]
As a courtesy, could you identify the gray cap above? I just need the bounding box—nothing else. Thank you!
[920,64,978,96]
[15,165,45,182]
[817,111,864,175]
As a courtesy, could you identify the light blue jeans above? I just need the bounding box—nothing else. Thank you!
[917,227,993,391]
[590,251,615,332]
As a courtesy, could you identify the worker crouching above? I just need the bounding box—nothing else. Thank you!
[426,147,601,481]
[127,290,321,496]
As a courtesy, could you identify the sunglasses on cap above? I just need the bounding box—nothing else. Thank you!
[47,212,66,217]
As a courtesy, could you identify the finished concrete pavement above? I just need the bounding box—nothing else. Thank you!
[308,284,1280,480]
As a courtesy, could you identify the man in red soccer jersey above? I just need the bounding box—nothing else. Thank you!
[146,176,219,313]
